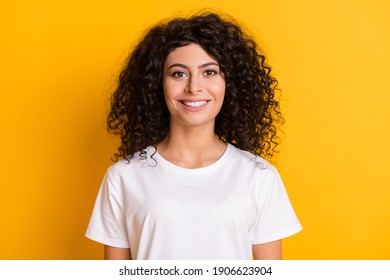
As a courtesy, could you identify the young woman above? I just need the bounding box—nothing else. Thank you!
[86,12,302,260]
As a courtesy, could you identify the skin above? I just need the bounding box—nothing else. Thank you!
[105,44,282,260]
[163,44,226,132]
[253,240,282,260]
[158,43,227,168]
[105,246,131,260]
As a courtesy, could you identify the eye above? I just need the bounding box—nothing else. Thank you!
[204,69,217,76]
[172,71,188,78]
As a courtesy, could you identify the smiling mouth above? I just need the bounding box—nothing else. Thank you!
[180,100,209,108]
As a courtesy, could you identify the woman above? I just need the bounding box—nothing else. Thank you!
[86,12,302,260]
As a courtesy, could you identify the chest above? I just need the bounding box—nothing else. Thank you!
[122,167,258,231]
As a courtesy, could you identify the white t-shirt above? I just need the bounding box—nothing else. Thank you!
[86,144,302,259]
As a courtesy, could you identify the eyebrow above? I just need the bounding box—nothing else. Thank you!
[167,62,220,70]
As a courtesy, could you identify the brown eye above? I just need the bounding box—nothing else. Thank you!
[172,71,187,78]
[204,69,217,76]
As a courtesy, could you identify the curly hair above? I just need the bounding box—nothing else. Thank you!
[107,12,284,161]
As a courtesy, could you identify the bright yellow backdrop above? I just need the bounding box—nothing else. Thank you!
[1,0,389,259]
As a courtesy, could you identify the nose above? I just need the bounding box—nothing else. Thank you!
[185,75,203,94]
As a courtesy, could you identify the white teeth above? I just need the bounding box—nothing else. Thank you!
[182,101,207,108]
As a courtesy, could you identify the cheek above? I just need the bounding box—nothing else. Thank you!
[210,80,226,100]
[163,80,183,100]
[162,82,181,114]
[163,84,175,105]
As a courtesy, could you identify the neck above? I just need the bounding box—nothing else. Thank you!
[157,123,227,168]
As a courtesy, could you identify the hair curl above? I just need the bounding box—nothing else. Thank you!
[107,12,284,161]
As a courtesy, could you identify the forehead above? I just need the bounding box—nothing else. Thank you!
[164,44,218,66]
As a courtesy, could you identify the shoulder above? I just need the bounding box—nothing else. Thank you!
[228,144,274,172]
[106,147,156,183]
[227,144,282,188]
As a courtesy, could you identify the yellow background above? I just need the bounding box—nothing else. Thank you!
[1,0,389,259]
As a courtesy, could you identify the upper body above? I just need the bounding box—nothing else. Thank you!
[86,12,302,259]
[86,144,302,259]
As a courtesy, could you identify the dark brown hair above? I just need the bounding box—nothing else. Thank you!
[108,12,283,161]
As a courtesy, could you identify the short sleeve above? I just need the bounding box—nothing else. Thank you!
[85,168,129,248]
[250,165,302,244]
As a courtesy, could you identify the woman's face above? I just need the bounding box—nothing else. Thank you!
[162,44,226,129]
